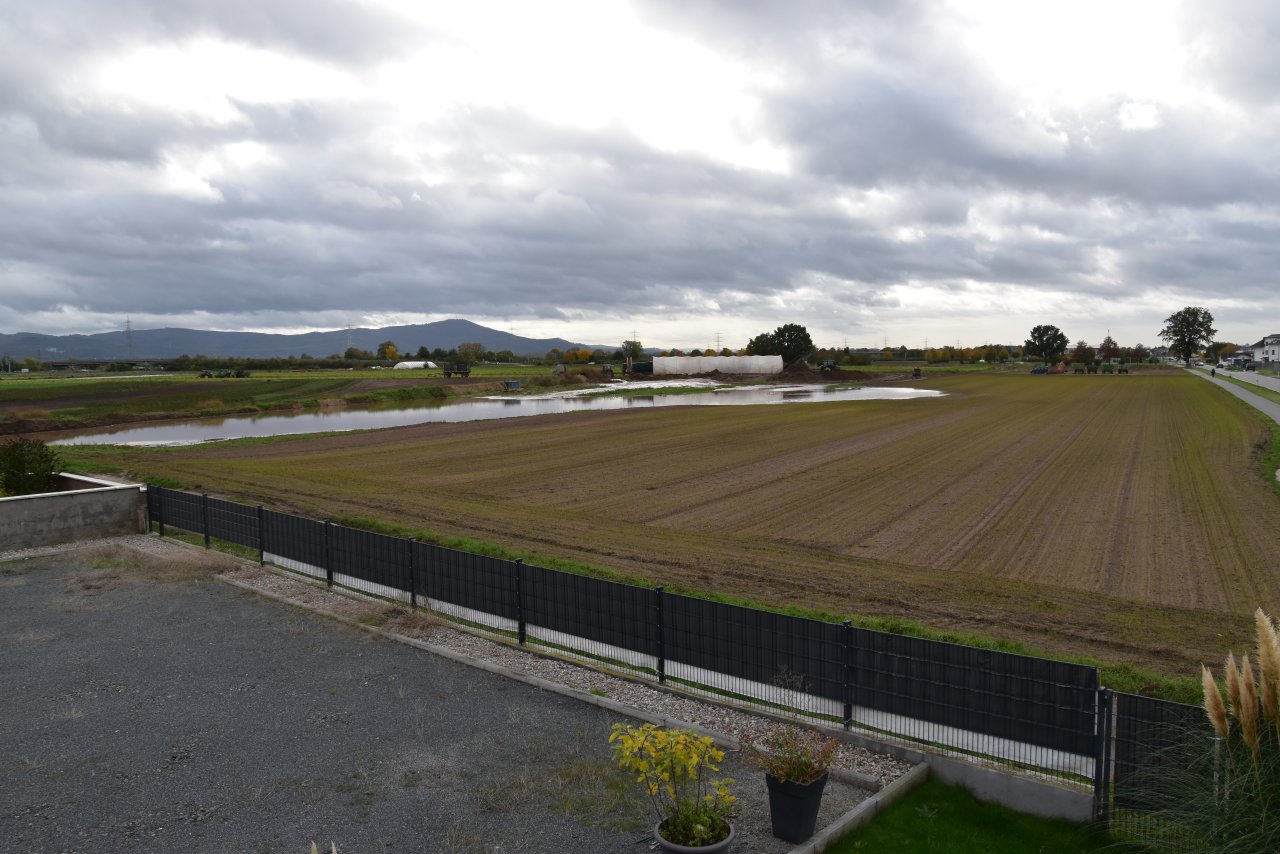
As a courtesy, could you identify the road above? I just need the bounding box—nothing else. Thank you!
[1191,367,1280,426]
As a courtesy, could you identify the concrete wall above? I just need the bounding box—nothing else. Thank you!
[0,475,146,550]
[833,730,1091,823]
[654,355,783,375]
[746,704,1096,824]
[928,752,1092,823]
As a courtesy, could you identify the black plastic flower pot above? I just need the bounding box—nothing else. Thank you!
[765,772,828,843]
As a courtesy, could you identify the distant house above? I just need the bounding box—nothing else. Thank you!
[1254,334,1280,364]
[392,360,437,370]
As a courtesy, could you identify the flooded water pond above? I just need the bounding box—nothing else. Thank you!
[54,381,944,446]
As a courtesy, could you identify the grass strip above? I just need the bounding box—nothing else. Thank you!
[826,777,1139,853]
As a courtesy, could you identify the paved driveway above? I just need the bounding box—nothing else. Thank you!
[0,556,651,853]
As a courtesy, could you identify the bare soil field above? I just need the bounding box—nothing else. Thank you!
[61,372,1280,681]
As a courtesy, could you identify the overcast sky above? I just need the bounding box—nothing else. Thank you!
[3,0,1278,350]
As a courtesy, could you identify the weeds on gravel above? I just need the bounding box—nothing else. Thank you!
[442,825,490,854]
[9,628,55,644]
[81,542,233,584]
[548,757,646,832]
[16,756,43,772]
[477,768,540,812]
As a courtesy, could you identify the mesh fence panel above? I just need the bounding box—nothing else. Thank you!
[330,525,411,601]
[414,541,516,630]
[207,498,258,550]
[522,565,656,672]
[156,489,205,536]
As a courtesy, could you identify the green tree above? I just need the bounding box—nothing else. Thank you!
[1024,325,1068,365]
[344,346,373,360]
[1098,335,1120,362]
[1159,306,1217,365]
[0,437,62,496]
[376,340,399,360]
[622,340,644,361]
[745,323,814,365]
[1069,340,1095,364]
[457,342,485,363]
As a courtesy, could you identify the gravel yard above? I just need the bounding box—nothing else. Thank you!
[1,536,911,854]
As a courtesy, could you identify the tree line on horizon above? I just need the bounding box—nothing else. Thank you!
[0,309,1232,373]
[1023,306,1221,368]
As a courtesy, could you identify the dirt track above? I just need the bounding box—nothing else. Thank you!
[62,372,1280,678]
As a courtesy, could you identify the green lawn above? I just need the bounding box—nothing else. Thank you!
[830,778,1138,853]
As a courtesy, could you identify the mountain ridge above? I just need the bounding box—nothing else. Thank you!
[0,319,613,361]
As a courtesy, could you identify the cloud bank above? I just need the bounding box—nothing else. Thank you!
[1,0,1277,349]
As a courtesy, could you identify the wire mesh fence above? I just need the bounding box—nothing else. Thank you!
[147,485,1206,846]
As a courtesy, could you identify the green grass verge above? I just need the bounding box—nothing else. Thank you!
[828,777,1140,853]
[1266,427,1280,500]
[1214,372,1280,407]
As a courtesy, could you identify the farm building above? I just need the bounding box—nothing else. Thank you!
[392,360,437,369]
[654,355,783,375]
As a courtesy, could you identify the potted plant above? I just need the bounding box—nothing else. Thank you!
[740,723,839,843]
[609,722,737,852]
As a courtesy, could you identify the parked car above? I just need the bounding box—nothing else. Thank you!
[1029,365,1048,374]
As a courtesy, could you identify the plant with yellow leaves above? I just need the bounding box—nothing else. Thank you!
[609,722,737,848]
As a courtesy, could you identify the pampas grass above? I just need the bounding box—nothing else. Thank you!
[1203,664,1228,740]
[1170,608,1280,852]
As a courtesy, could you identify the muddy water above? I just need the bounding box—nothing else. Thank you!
[53,383,943,446]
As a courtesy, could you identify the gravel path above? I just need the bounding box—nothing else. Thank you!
[1,536,912,853]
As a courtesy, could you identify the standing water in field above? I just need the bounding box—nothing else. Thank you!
[53,382,943,446]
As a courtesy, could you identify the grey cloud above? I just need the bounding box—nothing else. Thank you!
[2,0,1279,344]
[1182,0,1280,107]
[4,0,422,66]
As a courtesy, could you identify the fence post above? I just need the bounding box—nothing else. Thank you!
[256,505,265,565]
[655,586,666,685]
[1093,688,1114,825]
[407,538,418,609]
[842,620,854,730]
[324,521,334,589]
[154,486,165,537]
[201,493,210,549]
[515,559,526,645]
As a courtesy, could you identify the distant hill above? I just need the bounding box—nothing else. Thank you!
[0,319,609,361]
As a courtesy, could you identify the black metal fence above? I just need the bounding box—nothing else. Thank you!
[146,485,1206,846]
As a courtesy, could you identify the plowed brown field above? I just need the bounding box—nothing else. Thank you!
[71,372,1280,677]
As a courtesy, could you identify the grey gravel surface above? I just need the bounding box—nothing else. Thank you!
[1,539,906,853]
